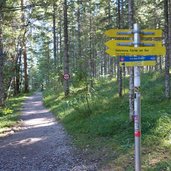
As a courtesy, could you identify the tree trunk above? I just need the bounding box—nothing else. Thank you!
[128,0,134,121]
[108,0,114,77]
[164,0,170,98]
[77,0,81,70]
[23,42,29,93]
[168,0,171,71]
[89,2,93,88]
[15,47,22,95]
[0,6,4,106]
[21,0,29,93]
[53,1,57,68]
[59,13,63,68]
[63,0,70,96]
[117,0,123,97]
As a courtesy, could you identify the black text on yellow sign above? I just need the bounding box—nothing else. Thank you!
[106,46,166,56]
[105,29,163,38]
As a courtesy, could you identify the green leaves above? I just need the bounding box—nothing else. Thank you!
[0,0,6,8]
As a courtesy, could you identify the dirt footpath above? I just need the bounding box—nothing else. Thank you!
[0,92,97,171]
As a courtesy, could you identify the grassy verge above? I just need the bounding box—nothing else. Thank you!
[0,94,28,133]
[43,72,171,170]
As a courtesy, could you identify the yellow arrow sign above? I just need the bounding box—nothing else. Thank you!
[106,46,166,56]
[105,40,163,49]
[105,29,132,38]
[105,29,162,38]
[120,61,156,67]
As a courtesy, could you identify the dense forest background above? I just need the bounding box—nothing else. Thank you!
[0,0,170,104]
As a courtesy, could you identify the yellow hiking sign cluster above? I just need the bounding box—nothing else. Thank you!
[104,28,166,66]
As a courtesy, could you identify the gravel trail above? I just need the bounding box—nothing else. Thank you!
[0,92,97,171]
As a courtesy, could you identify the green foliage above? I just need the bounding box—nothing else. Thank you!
[44,72,171,170]
[72,70,88,87]
[0,108,13,116]
[0,94,27,129]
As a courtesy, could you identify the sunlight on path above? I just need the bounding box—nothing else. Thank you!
[0,92,97,171]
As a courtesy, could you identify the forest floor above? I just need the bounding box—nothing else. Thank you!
[43,72,171,170]
[0,92,97,171]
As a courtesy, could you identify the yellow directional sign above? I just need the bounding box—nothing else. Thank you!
[106,46,166,56]
[105,29,162,38]
[105,40,163,49]
[120,61,156,67]
[105,29,132,38]
[142,29,162,38]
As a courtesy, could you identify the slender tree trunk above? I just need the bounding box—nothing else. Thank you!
[117,0,123,97]
[59,13,63,67]
[165,0,171,98]
[0,19,4,106]
[159,56,162,71]
[23,41,29,93]
[77,0,81,70]
[63,0,70,96]
[47,47,50,85]
[15,46,22,95]
[93,44,97,77]
[89,2,93,88]
[104,48,107,75]
[21,0,29,93]
[53,1,57,68]
[108,0,114,77]
[128,0,134,121]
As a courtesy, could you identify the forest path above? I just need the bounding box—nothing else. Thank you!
[0,92,97,171]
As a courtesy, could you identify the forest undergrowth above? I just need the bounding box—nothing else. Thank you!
[0,94,28,133]
[43,71,171,170]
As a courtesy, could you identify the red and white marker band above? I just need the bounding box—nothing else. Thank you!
[134,131,141,137]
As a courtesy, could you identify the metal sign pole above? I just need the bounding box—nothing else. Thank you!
[134,23,141,171]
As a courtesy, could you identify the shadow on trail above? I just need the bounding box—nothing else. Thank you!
[0,92,96,171]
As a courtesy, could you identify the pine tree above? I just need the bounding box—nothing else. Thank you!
[63,0,70,96]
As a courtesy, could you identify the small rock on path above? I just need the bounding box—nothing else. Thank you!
[0,92,97,171]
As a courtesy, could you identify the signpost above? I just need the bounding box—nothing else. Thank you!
[104,24,166,171]
[133,24,141,171]
[119,56,157,67]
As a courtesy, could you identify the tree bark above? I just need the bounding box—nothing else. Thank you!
[53,1,57,68]
[89,1,93,88]
[15,46,22,95]
[59,13,63,67]
[21,0,29,93]
[77,0,81,70]
[63,0,70,96]
[164,0,170,98]
[165,0,171,98]
[117,0,123,97]
[108,0,114,77]
[0,6,4,106]
[23,41,29,93]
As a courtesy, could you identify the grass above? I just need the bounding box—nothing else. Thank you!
[43,71,171,170]
[0,94,28,132]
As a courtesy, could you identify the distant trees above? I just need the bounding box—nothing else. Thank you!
[0,0,170,106]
